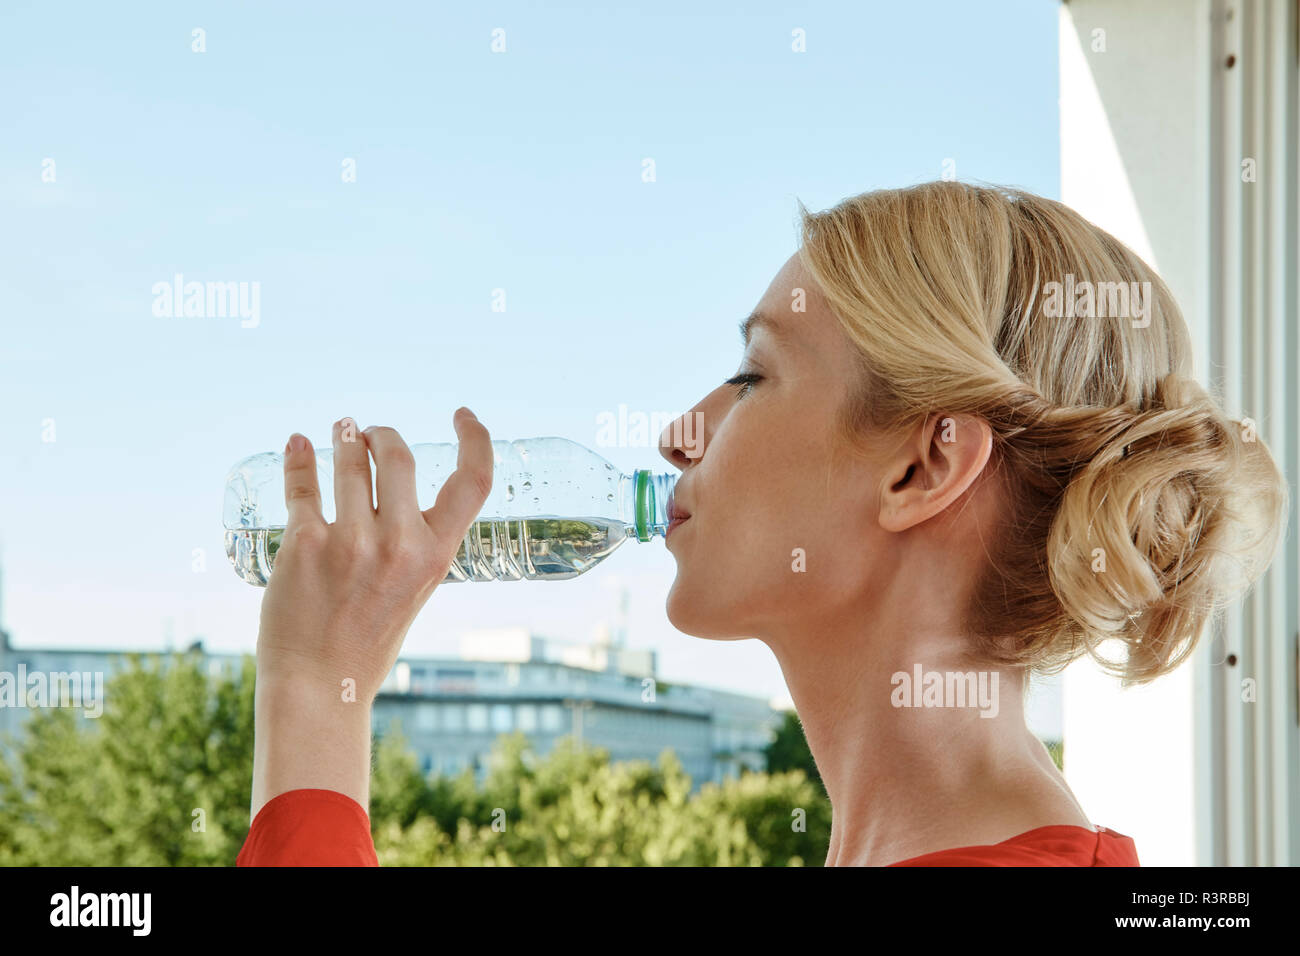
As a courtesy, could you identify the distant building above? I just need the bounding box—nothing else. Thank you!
[0,629,245,751]
[374,626,782,789]
[0,625,784,792]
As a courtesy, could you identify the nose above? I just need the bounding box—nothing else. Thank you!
[658,406,708,470]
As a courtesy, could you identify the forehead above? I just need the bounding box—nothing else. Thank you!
[745,253,846,365]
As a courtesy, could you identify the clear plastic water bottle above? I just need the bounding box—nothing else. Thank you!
[222,437,678,586]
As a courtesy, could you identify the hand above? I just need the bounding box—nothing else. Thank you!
[248,407,492,819]
[258,408,493,697]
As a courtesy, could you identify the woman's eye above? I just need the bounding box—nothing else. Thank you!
[723,372,762,399]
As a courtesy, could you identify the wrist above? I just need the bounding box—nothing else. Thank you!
[251,670,374,819]
[255,640,387,704]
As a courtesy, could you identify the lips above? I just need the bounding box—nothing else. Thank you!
[666,490,691,538]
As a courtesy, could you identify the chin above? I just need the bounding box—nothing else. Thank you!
[664,578,759,641]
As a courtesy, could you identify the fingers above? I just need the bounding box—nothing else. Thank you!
[333,417,374,526]
[364,424,420,528]
[423,407,493,544]
[283,433,325,531]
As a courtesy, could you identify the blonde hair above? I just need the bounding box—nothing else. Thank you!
[796,181,1287,685]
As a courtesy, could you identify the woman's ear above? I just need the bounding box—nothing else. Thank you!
[878,414,993,533]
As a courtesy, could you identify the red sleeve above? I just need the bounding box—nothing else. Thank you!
[888,825,1140,867]
[236,788,378,867]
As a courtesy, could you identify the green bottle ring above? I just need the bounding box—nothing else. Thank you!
[634,469,651,542]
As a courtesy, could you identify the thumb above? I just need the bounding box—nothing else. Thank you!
[422,407,494,545]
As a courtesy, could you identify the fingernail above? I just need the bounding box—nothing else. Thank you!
[288,434,306,452]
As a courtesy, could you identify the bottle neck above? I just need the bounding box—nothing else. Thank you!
[619,470,677,541]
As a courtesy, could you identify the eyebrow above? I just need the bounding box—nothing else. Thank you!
[738,310,787,347]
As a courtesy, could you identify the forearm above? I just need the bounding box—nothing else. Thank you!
[250,674,373,821]
[245,410,492,823]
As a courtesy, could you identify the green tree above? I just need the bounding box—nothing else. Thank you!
[372,734,831,866]
[0,656,832,866]
[0,650,255,865]
[763,710,823,790]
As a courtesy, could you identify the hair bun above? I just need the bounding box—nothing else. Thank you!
[1047,376,1284,683]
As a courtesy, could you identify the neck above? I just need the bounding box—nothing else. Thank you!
[765,594,1078,866]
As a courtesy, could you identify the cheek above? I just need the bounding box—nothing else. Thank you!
[717,482,854,588]
[718,447,859,567]
[664,485,875,637]
[770,480,878,588]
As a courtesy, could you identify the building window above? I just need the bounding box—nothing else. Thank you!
[491,704,512,732]
[417,703,437,731]
[436,668,475,681]
[541,704,563,733]
[467,703,488,733]
[442,703,464,732]
[516,704,537,732]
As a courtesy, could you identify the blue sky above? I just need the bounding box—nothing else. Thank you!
[0,0,1060,715]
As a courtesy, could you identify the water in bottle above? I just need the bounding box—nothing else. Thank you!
[222,436,677,586]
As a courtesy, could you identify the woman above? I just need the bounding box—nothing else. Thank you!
[237,181,1287,867]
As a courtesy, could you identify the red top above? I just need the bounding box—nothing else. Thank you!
[236,788,1139,867]
[237,789,378,867]
[887,824,1140,866]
